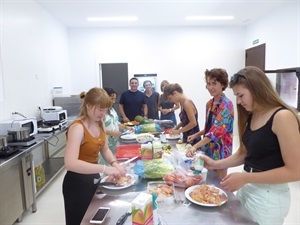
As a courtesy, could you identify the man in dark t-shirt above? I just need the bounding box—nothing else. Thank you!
[119,78,148,122]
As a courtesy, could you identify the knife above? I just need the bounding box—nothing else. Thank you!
[119,156,138,165]
[116,210,131,225]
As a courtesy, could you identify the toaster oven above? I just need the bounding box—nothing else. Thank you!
[0,118,38,136]
[42,109,68,122]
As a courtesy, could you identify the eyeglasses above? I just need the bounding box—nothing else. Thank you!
[230,73,246,84]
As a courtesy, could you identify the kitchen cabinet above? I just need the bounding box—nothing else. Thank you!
[0,157,24,225]
[35,130,66,195]
[0,129,66,224]
[21,152,36,212]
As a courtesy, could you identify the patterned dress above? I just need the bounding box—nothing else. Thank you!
[98,107,120,164]
[200,95,234,160]
[104,107,120,152]
[179,100,201,145]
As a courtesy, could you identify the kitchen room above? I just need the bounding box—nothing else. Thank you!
[0,0,299,225]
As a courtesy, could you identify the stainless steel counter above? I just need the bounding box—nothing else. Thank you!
[0,128,66,169]
[81,170,258,225]
[0,139,44,170]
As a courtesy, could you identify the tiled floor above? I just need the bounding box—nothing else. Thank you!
[14,140,300,225]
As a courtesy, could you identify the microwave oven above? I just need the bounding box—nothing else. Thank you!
[0,118,38,136]
[42,109,67,122]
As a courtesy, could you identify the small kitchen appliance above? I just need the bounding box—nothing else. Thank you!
[41,106,67,123]
[0,118,38,137]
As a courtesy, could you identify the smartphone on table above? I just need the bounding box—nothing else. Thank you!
[90,207,110,224]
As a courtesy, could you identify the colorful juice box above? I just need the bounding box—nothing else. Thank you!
[132,192,153,225]
[141,143,153,160]
[152,141,162,159]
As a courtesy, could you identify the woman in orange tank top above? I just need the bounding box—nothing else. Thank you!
[62,87,126,225]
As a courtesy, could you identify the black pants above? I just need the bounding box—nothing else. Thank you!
[62,171,100,225]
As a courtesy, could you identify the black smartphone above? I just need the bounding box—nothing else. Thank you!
[90,207,110,224]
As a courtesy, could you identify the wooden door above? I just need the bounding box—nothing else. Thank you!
[245,43,266,71]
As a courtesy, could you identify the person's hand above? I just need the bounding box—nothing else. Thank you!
[169,128,180,136]
[161,109,169,115]
[220,172,246,192]
[105,164,126,177]
[186,146,196,157]
[201,154,216,170]
[123,117,130,123]
[111,131,122,138]
[113,163,127,175]
[187,134,196,143]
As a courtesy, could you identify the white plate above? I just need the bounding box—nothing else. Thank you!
[166,134,181,140]
[120,134,137,140]
[100,174,135,190]
[185,185,228,207]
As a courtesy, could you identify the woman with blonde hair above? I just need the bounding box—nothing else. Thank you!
[62,87,126,225]
[201,66,300,225]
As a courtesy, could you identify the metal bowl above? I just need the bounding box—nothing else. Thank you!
[7,127,31,142]
[0,135,8,148]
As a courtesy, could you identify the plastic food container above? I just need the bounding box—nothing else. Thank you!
[147,181,174,205]
[115,144,141,159]
[136,133,154,144]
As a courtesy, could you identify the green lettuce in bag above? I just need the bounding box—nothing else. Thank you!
[134,158,175,179]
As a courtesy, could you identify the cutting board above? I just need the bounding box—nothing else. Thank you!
[116,144,141,159]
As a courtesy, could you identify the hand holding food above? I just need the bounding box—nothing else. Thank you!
[170,129,180,136]
[187,134,196,143]
[186,145,196,157]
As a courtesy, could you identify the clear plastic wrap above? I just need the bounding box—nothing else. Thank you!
[134,158,174,179]
[163,150,203,187]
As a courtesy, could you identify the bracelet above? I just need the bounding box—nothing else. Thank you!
[102,165,106,174]
[110,160,118,166]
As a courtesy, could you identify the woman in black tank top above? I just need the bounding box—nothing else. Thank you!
[199,66,300,225]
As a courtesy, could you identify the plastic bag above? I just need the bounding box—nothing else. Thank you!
[163,151,202,187]
[134,158,174,179]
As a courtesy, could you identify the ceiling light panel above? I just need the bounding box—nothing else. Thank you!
[87,17,138,22]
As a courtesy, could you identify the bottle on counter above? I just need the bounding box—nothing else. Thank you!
[193,151,205,174]
[152,193,159,225]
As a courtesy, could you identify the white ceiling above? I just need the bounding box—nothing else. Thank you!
[36,0,288,28]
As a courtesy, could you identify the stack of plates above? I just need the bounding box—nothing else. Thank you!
[119,134,137,143]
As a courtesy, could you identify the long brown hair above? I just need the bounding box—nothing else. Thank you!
[163,83,183,100]
[79,87,111,129]
[229,66,300,145]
